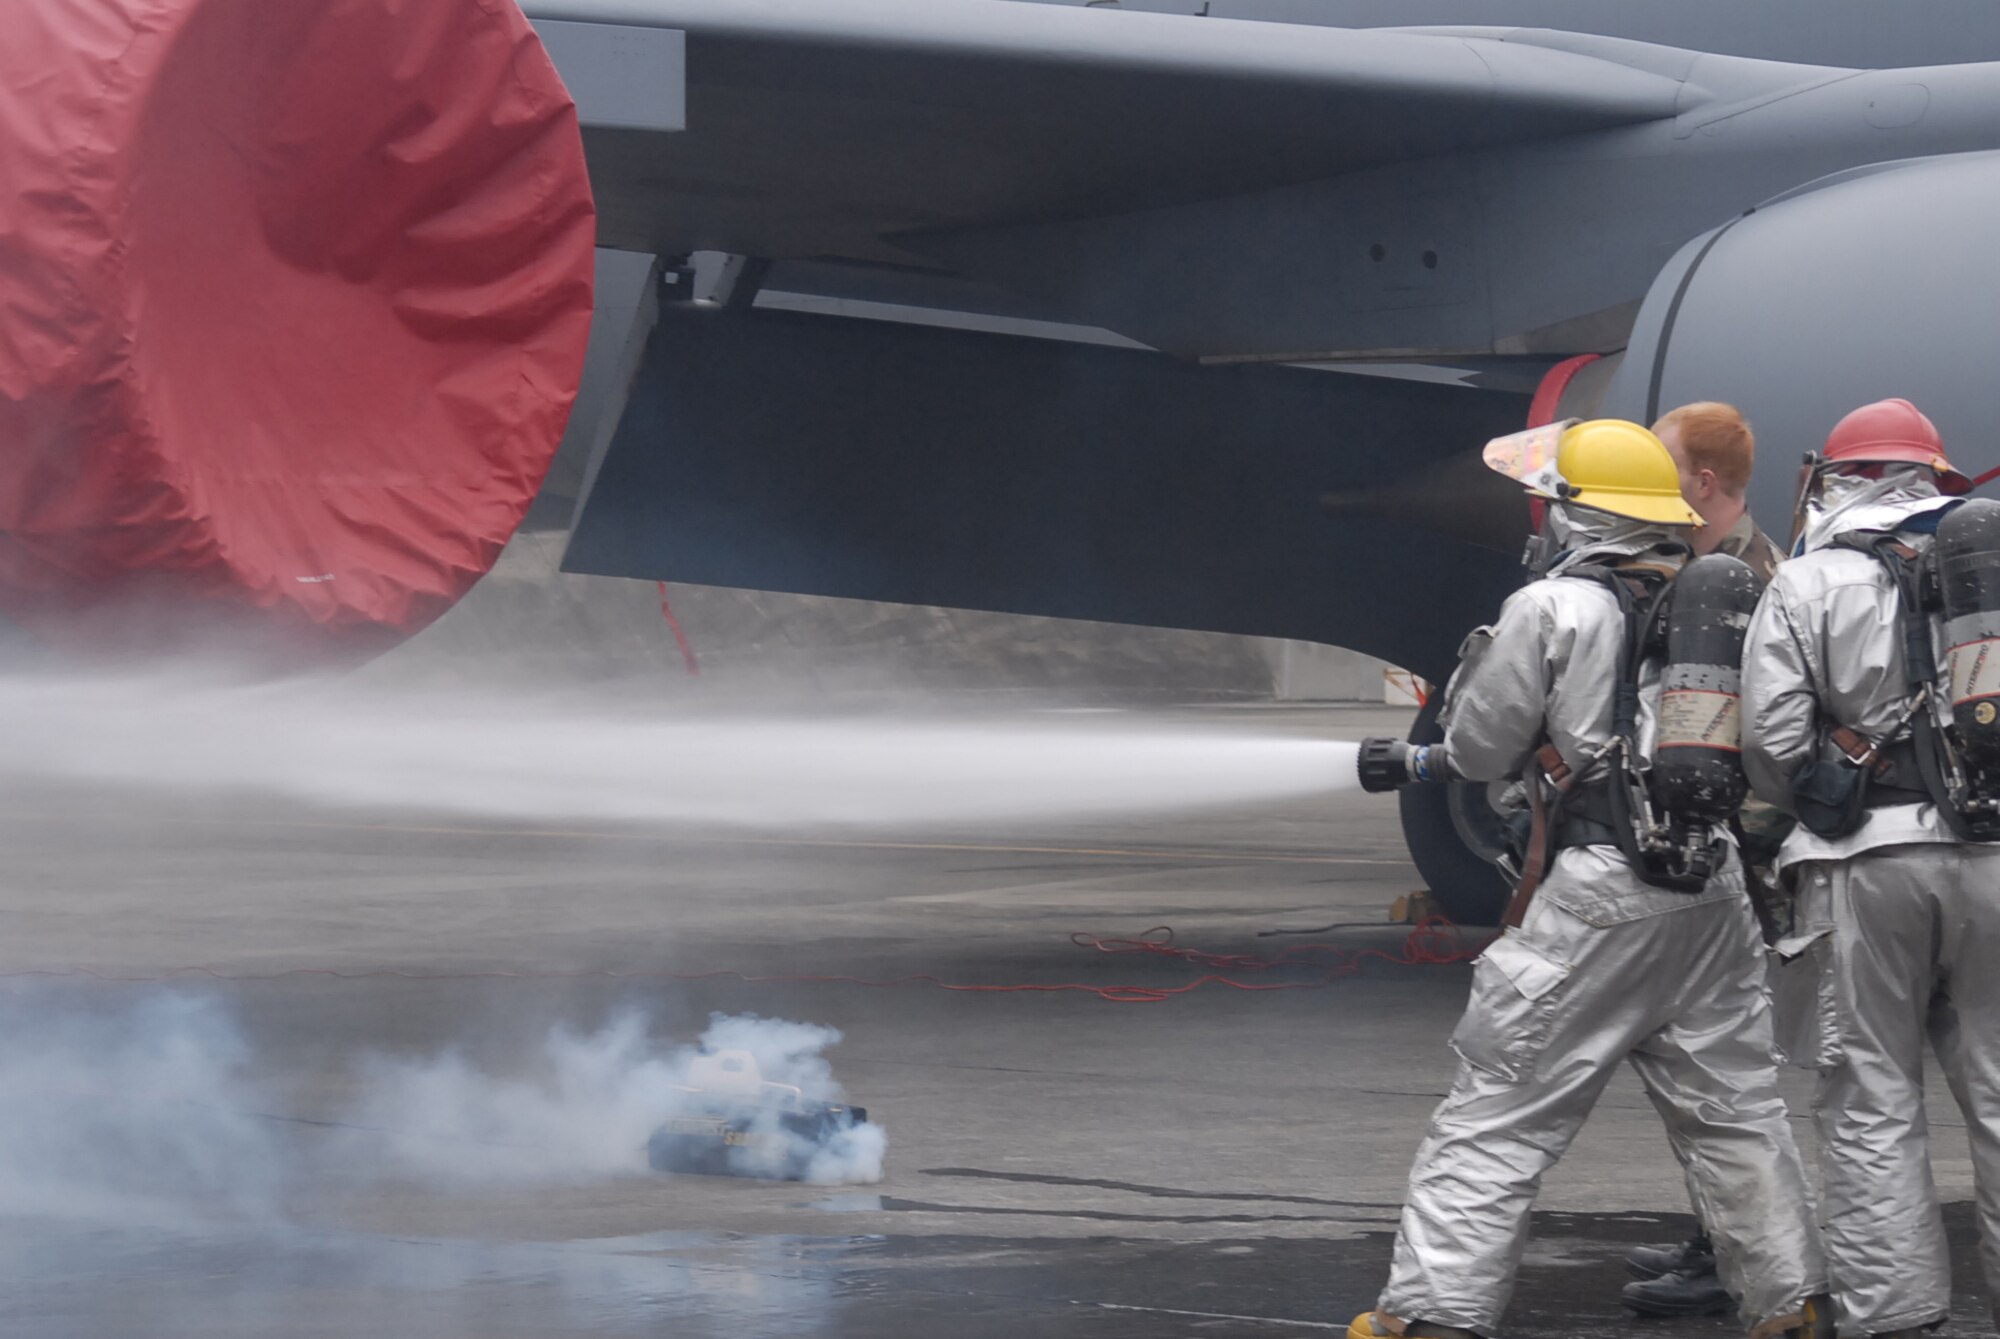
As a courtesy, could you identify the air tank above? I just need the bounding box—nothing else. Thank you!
[1937,498,2000,767]
[1652,553,1761,821]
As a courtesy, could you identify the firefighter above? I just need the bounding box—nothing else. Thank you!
[1350,420,1829,1339]
[1741,398,2000,1338]
[1623,401,1789,1319]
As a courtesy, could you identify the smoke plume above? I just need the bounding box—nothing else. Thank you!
[347,1009,886,1187]
[0,992,289,1224]
[0,991,884,1230]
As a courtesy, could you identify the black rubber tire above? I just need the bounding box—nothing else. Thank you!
[1396,696,1509,926]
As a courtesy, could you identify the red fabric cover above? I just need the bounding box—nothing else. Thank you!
[0,0,596,662]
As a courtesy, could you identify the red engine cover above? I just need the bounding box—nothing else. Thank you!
[0,0,596,663]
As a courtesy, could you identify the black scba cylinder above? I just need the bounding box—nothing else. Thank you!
[1939,498,2000,768]
[1653,553,1761,822]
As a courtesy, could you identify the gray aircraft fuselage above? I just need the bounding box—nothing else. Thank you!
[1029,0,2000,70]
[916,49,2000,364]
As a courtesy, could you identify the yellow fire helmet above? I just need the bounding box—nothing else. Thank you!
[1554,418,1703,528]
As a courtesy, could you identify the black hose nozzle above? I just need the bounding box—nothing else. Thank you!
[1357,737,1456,792]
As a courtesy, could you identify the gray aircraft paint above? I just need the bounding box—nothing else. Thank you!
[524,1,2000,366]
[914,48,2000,362]
[526,0,1685,265]
[1030,0,2000,72]
[1604,149,2000,540]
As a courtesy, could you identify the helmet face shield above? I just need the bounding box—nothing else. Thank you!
[1482,420,1573,501]
[1482,418,1701,527]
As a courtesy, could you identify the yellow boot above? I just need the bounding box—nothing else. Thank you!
[1347,1313,1392,1339]
[1348,1311,1481,1339]
[1750,1294,1838,1339]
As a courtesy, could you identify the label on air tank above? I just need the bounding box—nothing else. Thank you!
[1949,638,2000,706]
[1658,689,1741,752]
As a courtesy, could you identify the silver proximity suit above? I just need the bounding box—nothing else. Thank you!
[1379,516,1827,1336]
[1743,473,2000,1334]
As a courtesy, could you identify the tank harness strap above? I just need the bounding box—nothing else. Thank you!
[1826,723,1893,776]
[1505,742,1574,930]
[1824,728,1929,804]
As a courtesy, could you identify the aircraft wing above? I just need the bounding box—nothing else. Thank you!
[524,0,1687,264]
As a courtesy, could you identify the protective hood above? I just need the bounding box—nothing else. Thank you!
[1798,469,1957,553]
[1544,502,1690,578]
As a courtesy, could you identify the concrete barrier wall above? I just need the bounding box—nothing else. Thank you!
[364,529,1387,703]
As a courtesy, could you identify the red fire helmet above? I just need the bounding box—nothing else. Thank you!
[1823,399,1972,494]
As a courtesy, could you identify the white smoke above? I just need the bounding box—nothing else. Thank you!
[346,1010,885,1187]
[0,672,1351,827]
[0,992,289,1224]
[0,993,884,1230]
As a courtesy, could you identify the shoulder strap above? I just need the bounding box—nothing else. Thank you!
[1835,532,1992,840]
[1835,533,1933,692]
[1560,563,1670,740]
[1557,564,1712,891]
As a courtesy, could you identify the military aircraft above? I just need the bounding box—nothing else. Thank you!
[510,0,2000,920]
[8,0,1999,920]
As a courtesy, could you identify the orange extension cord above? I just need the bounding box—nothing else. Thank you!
[0,919,1487,1004]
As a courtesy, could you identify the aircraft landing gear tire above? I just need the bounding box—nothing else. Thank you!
[1397,697,1509,927]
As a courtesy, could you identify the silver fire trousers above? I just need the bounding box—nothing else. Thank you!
[1785,844,2000,1334]
[1379,848,1826,1335]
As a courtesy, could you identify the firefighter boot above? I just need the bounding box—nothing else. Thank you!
[1622,1266,1734,1317]
[1626,1232,1717,1280]
[1751,1294,1838,1339]
[1348,1312,1481,1339]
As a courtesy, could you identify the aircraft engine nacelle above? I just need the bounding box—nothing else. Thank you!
[1603,149,2000,532]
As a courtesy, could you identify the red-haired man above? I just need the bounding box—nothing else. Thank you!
[1655,402,1785,578]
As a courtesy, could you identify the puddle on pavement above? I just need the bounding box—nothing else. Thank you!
[0,1205,1986,1338]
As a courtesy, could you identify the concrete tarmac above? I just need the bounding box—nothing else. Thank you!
[0,704,1987,1338]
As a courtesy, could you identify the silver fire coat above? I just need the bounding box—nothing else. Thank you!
[1741,479,1960,870]
[1743,475,2000,1334]
[1378,523,1827,1336]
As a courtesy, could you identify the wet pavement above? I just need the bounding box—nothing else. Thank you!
[0,1215,1681,1337]
[0,703,1990,1338]
[7,1204,1987,1338]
